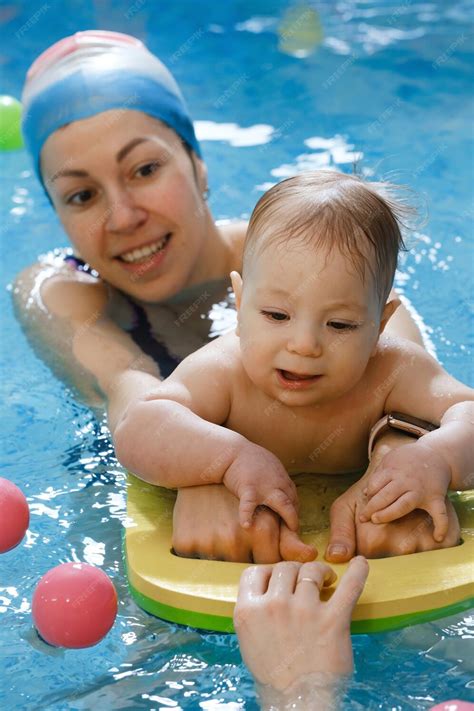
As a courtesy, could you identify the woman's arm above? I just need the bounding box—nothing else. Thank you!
[12,263,163,426]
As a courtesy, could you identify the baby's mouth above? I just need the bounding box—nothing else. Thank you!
[278,369,321,382]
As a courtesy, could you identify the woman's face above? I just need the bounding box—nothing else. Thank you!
[40,110,209,302]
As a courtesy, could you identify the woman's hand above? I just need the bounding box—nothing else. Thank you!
[234,558,369,698]
[172,484,316,564]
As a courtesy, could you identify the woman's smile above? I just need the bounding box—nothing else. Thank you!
[118,233,171,264]
[115,232,173,279]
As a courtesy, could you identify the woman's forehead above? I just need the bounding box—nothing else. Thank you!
[40,110,179,172]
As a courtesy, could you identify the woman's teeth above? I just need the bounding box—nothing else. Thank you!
[120,234,170,263]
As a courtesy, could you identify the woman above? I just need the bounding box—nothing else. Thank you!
[15,30,460,564]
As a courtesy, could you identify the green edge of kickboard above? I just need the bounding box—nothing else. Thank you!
[126,572,474,635]
[127,581,236,633]
[349,596,474,634]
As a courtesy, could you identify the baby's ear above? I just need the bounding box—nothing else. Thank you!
[230,271,243,336]
[379,298,401,336]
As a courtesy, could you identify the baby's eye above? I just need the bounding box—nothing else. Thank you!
[328,321,358,331]
[135,161,160,178]
[261,310,288,321]
[66,189,95,206]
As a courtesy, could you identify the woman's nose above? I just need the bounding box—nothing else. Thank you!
[287,326,323,357]
[105,190,148,234]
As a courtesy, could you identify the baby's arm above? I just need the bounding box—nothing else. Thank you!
[361,343,474,541]
[114,336,299,530]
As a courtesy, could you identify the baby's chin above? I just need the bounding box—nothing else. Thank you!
[261,381,329,409]
[275,379,360,410]
[276,390,329,408]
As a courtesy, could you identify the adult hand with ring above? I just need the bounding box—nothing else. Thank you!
[234,557,369,708]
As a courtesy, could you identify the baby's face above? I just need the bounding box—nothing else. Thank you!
[235,241,383,407]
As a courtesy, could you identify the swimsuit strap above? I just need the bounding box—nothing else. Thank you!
[64,253,180,377]
[124,299,180,378]
[64,253,98,276]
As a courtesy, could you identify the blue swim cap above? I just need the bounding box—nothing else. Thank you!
[22,30,201,186]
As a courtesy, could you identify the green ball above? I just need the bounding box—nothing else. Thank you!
[0,95,24,151]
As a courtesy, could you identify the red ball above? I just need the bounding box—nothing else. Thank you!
[0,477,29,553]
[32,563,118,648]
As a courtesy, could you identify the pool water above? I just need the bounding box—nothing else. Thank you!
[1,0,473,708]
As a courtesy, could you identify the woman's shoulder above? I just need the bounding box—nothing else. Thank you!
[11,249,158,405]
[12,249,134,329]
[13,248,109,322]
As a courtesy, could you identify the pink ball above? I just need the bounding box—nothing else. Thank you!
[32,562,118,648]
[429,703,474,711]
[0,477,29,553]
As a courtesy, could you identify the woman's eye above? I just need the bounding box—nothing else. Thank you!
[66,189,94,206]
[329,321,358,331]
[135,162,160,178]
[261,310,288,321]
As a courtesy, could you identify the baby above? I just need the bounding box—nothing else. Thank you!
[115,171,473,550]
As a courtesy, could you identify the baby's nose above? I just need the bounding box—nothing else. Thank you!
[287,327,323,357]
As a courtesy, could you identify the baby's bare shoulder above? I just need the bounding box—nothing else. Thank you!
[371,334,430,369]
[361,335,432,402]
[196,331,240,365]
[149,333,241,423]
[169,332,242,382]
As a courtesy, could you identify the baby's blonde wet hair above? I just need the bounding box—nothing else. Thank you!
[244,170,413,306]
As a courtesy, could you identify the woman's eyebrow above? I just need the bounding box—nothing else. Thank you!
[116,137,151,163]
[50,137,152,182]
[50,168,88,182]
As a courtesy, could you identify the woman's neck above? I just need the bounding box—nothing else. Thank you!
[186,213,246,287]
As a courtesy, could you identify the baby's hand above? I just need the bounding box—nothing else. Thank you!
[223,443,299,531]
[359,441,451,542]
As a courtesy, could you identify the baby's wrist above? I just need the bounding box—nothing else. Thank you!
[424,418,474,489]
[220,434,255,481]
[256,671,347,711]
[413,438,452,488]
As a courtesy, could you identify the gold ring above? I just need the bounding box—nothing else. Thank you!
[296,577,318,585]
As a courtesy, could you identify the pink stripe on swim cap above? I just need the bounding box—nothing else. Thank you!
[26,30,143,83]
[22,29,202,187]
